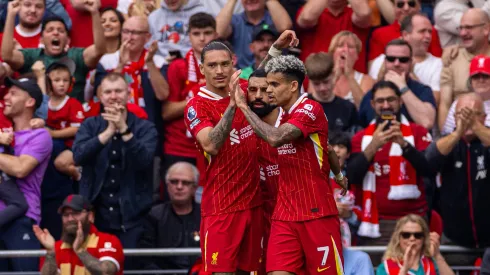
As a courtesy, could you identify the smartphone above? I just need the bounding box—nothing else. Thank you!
[169,50,182,59]
[377,110,395,131]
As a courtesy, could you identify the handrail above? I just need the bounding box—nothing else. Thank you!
[0,246,482,258]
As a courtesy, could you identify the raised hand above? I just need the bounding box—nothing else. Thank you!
[118,40,131,66]
[401,243,419,273]
[371,121,393,149]
[72,221,85,253]
[273,30,299,50]
[145,41,158,64]
[7,0,21,15]
[388,120,407,146]
[455,107,473,137]
[429,232,441,258]
[228,70,243,107]
[31,60,46,79]
[83,0,101,14]
[33,225,56,252]
[384,70,407,90]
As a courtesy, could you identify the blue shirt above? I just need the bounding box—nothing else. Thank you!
[344,249,374,275]
[231,11,274,69]
[358,79,436,128]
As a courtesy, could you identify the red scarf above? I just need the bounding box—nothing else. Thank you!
[384,256,436,275]
[185,49,204,88]
[358,115,420,238]
[120,50,147,107]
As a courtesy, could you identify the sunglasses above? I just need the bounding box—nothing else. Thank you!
[395,0,416,8]
[400,231,424,239]
[168,179,195,186]
[386,56,411,63]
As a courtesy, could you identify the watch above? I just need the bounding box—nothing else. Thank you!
[400,86,410,95]
[120,127,131,136]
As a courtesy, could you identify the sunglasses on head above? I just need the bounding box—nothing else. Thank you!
[396,0,416,8]
[386,56,411,63]
[400,231,424,239]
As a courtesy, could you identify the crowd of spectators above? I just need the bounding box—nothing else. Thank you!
[0,0,489,273]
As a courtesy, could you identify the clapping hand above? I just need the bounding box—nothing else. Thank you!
[33,225,55,252]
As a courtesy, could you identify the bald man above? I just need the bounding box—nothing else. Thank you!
[427,93,490,253]
[139,162,201,271]
[439,8,490,129]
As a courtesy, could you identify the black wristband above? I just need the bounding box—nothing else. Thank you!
[120,127,131,136]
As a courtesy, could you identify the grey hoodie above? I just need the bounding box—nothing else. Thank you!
[148,0,205,60]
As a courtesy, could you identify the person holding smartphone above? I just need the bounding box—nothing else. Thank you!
[347,80,435,252]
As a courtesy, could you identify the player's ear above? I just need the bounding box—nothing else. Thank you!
[290,80,299,94]
[199,63,204,75]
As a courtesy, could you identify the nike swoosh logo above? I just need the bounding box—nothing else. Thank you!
[317,266,330,272]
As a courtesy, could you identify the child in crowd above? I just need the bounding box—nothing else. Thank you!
[41,58,85,181]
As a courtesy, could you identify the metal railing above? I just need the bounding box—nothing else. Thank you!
[0,246,482,274]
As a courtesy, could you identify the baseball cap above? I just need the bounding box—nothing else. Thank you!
[46,56,76,76]
[252,24,278,41]
[470,55,490,77]
[58,194,93,214]
[4,77,43,109]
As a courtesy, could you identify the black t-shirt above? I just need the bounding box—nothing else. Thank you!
[307,94,360,134]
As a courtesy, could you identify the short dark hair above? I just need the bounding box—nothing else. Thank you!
[201,41,233,63]
[329,131,352,153]
[42,16,69,35]
[189,12,216,32]
[384,39,413,57]
[400,13,428,33]
[101,7,125,28]
[371,80,401,99]
[305,52,334,81]
[249,68,267,79]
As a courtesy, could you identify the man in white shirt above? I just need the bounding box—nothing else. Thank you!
[369,13,442,104]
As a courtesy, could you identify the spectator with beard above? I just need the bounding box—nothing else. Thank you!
[348,80,434,246]
[0,0,45,54]
[34,194,124,275]
[1,0,106,103]
[305,52,360,134]
[239,25,278,80]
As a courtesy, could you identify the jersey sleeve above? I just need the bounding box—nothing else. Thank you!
[69,99,85,127]
[97,235,124,272]
[184,98,214,138]
[414,125,432,151]
[286,101,326,138]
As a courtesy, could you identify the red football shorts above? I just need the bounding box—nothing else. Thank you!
[266,216,344,275]
[201,207,263,272]
[259,201,274,275]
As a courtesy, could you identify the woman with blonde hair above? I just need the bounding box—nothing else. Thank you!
[328,31,375,109]
[128,0,161,17]
[376,214,454,275]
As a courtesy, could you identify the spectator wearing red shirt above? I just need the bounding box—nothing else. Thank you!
[0,0,44,57]
[347,80,434,246]
[60,0,117,48]
[296,0,371,73]
[368,0,442,66]
[162,13,217,176]
[34,195,124,275]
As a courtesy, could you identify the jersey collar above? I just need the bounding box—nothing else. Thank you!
[288,93,308,114]
[197,87,224,101]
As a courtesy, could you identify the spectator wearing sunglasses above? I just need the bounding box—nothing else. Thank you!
[359,39,437,129]
[376,214,454,275]
[139,162,201,271]
[438,8,490,131]
[369,13,442,106]
[368,0,442,67]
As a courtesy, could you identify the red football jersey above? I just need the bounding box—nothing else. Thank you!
[0,26,42,60]
[273,93,338,222]
[258,108,285,220]
[39,225,124,275]
[185,86,261,216]
[47,96,85,148]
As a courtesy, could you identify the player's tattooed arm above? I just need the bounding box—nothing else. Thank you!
[240,107,302,147]
[207,105,237,153]
[40,251,59,275]
[76,250,118,275]
[257,53,274,70]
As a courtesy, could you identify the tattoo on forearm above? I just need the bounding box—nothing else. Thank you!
[77,250,116,275]
[208,105,236,150]
[257,54,274,70]
[241,108,302,146]
[41,252,58,275]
